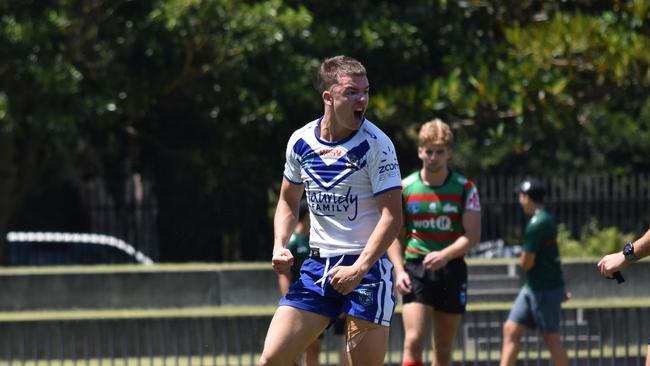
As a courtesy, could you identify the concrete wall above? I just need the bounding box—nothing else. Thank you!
[563,260,650,298]
[0,265,282,310]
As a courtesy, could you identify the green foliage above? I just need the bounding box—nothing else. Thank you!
[559,222,637,258]
[1,0,649,261]
[0,93,7,129]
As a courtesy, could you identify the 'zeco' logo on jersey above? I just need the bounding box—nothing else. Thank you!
[293,139,370,191]
[378,145,399,182]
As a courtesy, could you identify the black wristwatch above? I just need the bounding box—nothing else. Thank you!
[623,241,639,262]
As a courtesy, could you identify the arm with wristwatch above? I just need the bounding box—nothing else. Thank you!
[597,228,650,281]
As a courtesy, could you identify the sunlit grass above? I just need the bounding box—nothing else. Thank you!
[0,344,645,366]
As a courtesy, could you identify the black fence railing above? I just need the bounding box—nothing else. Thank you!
[61,173,650,261]
[477,173,650,245]
[0,306,647,366]
[80,175,160,261]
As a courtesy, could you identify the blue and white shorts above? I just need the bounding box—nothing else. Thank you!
[507,285,565,334]
[279,253,395,327]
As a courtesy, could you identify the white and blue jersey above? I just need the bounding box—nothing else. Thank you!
[283,117,402,257]
[280,117,401,326]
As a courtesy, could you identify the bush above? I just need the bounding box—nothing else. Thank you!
[558,220,636,258]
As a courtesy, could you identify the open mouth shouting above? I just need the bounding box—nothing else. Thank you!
[354,108,365,123]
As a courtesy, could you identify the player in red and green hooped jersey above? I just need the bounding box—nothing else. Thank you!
[387,119,481,366]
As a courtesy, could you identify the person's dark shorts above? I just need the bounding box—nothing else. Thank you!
[507,285,564,334]
[333,315,345,335]
[318,314,346,339]
[402,258,467,314]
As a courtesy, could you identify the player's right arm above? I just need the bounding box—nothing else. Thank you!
[329,188,403,295]
[272,178,304,275]
[277,272,292,295]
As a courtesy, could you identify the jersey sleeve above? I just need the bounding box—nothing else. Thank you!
[282,132,303,185]
[367,134,402,195]
[463,181,481,212]
[523,219,543,253]
[286,233,298,253]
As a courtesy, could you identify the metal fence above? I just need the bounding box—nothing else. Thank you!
[477,173,650,244]
[74,173,650,261]
[80,175,159,260]
[0,306,647,366]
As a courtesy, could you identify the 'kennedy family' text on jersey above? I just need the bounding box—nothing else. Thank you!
[283,117,402,257]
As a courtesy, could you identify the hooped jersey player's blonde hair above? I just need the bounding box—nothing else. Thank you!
[418,118,453,147]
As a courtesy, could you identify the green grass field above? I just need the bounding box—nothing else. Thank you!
[0,344,645,366]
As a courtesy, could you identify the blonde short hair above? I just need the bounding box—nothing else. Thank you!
[418,119,453,147]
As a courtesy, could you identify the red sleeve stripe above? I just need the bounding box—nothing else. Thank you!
[405,248,429,255]
[407,232,462,241]
[463,181,475,190]
[404,194,462,203]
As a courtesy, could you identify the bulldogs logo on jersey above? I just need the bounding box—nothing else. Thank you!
[293,138,370,191]
[355,288,375,307]
[346,153,362,170]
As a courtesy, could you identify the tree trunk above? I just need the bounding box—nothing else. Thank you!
[0,128,16,265]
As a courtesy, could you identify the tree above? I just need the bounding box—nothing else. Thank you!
[1,0,648,262]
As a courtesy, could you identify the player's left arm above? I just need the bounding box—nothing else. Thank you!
[271,179,304,275]
[424,183,481,271]
[329,188,403,295]
[519,224,540,272]
[440,210,481,259]
[425,210,481,271]
[520,251,536,271]
[277,272,292,295]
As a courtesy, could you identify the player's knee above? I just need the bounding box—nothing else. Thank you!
[259,353,286,366]
[542,332,562,348]
[502,320,512,332]
[404,329,424,345]
[258,355,270,366]
[502,321,522,341]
